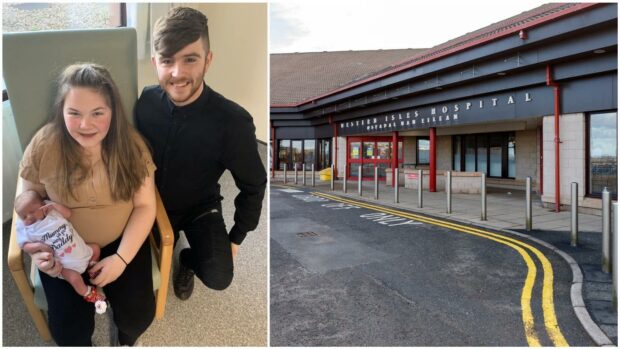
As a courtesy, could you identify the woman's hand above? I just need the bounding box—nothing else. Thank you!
[88,254,126,287]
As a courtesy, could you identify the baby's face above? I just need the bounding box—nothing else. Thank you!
[18,201,45,226]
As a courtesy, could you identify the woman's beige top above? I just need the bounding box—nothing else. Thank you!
[19,124,156,247]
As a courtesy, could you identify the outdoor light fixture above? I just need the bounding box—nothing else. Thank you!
[497,72,507,76]
[519,30,528,40]
[593,49,606,54]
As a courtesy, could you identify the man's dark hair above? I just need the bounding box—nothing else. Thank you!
[153,7,210,57]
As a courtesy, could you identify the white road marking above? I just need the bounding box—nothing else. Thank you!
[280,189,304,193]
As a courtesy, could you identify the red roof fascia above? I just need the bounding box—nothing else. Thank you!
[271,3,600,109]
[271,103,302,108]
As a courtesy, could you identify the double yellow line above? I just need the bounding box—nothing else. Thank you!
[312,191,568,347]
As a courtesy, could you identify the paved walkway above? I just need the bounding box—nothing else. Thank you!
[272,173,617,346]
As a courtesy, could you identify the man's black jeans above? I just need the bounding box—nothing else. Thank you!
[168,203,234,291]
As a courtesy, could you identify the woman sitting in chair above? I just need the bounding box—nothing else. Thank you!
[19,63,156,346]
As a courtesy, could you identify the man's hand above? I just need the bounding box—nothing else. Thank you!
[88,254,127,287]
[231,243,239,259]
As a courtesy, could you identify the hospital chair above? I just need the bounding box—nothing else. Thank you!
[4,28,174,341]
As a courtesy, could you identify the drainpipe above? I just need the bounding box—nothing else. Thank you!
[271,121,276,179]
[330,116,339,178]
[546,65,561,212]
[430,127,437,192]
[392,131,398,187]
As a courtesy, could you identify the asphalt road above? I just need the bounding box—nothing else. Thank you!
[270,185,595,346]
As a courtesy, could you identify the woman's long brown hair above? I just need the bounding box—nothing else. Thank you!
[50,63,148,202]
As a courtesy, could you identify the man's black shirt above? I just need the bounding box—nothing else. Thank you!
[135,83,266,244]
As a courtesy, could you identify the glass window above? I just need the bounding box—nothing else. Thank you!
[350,142,361,160]
[453,132,514,177]
[417,138,430,164]
[489,134,503,177]
[362,163,375,178]
[589,112,617,197]
[304,140,315,166]
[377,142,391,160]
[278,140,290,171]
[349,163,360,178]
[292,140,302,170]
[363,142,375,159]
[318,139,331,170]
[465,135,476,172]
[477,135,487,175]
[377,162,389,178]
[508,135,516,178]
[453,136,462,171]
[2,3,123,32]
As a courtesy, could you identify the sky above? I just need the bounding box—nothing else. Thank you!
[270,0,560,53]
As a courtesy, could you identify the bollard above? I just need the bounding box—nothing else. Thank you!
[602,187,611,272]
[330,164,334,191]
[311,164,315,187]
[570,182,578,247]
[374,167,379,200]
[294,165,298,185]
[446,171,452,214]
[302,164,306,186]
[394,168,399,203]
[343,172,347,193]
[358,165,363,196]
[526,177,532,231]
[612,202,617,307]
[418,169,423,208]
[283,163,287,184]
[481,173,487,221]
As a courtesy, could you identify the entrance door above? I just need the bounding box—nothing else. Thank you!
[347,137,403,180]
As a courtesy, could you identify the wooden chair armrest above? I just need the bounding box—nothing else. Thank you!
[7,210,24,272]
[152,188,173,320]
[8,179,24,272]
[154,189,174,247]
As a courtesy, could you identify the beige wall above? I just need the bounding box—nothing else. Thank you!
[542,113,587,205]
[138,3,268,142]
[515,129,539,184]
[436,136,452,171]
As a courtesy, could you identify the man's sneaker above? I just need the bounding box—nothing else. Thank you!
[174,248,195,300]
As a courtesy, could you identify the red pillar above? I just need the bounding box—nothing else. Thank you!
[546,65,561,212]
[332,118,339,178]
[271,121,275,179]
[553,85,560,212]
[392,131,398,187]
[429,127,437,192]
